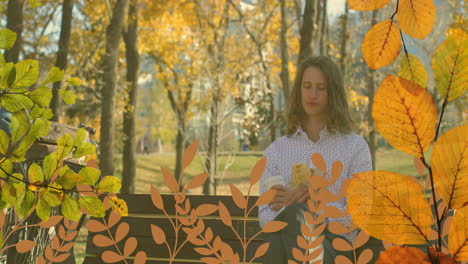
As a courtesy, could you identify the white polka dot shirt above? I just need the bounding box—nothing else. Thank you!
[258,126,373,231]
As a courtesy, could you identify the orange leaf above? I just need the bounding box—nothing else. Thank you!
[45,247,54,260]
[58,242,74,252]
[335,255,353,264]
[115,222,129,243]
[332,237,353,251]
[362,19,401,69]
[161,167,179,193]
[255,189,276,206]
[229,184,247,209]
[93,234,113,247]
[16,240,36,253]
[442,216,453,238]
[348,171,432,244]
[432,125,468,210]
[108,210,122,229]
[357,248,373,264]
[297,235,308,249]
[353,230,370,249]
[262,221,288,233]
[413,157,425,176]
[311,153,326,174]
[254,242,269,258]
[86,219,106,232]
[218,201,232,227]
[372,76,437,157]
[39,215,63,228]
[324,206,346,218]
[292,248,305,262]
[64,230,78,241]
[200,257,219,264]
[449,206,468,261]
[151,224,166,245]
[150,184,164,210]
[376,246,430,264]
[330,160,343,184]
[134,251,147,264]
[101,250,124,263]
[205,227,213,242]
[182,140,198,169]
[77,184,97,196]
[347,0,390,11]
[194,247,214,255]
[64,218,79,230]
[36,256,46,264]
[432,29,468,102]
[250,157,266,186]
[308,175,329,189]
[86,159,99,168]
[397,0,436,39]
[123,237,137,257]
[187,173,208,189]
[196,204,218,216]
[0,211,5,228]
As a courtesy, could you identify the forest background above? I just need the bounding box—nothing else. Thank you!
[3,0,466,197]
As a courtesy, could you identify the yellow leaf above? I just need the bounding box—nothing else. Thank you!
[362,19,401,69]
[432,125,468,210]
[432,29,468,102]
[347,0,390,11]
[449,206,468,261]
[372,76,437,157]
[348,170,432,244]
[397,0,436,39]
[399,54,428,88]
[109,197,128,216]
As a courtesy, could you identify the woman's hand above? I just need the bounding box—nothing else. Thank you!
[268,185,310,211]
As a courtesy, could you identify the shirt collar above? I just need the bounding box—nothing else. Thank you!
[293,126,330,140]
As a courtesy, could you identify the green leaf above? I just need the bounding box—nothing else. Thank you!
[66,77,81,86]
[36,198,51,221]
[30,107,53,120]
[0,28,16,50]
[399,54,428,88]
[0,53,5,67]
[42,67,64,85]
[62,195,81,221]
[0,62,14,90]
[56,169,82,190]
[79,196,105,217]
[1,93,34,112]
[13,59,39,89]
[97,176,121,193]
[10,110,29,143]
[42,190,62,207]
[73,142,96,158]
[43,152,57,181]
[29,86,52,107]
[28,163,44,185]
[57,133,74,160]
[0,158,13,179]
[15,190,34,219]
[58,89,75,105]
[28,0,42,8]
[73,128,87,146]
[79,167,100,185]
[11,119,50,160]
[2,183,17,204]
[0,129,9,155]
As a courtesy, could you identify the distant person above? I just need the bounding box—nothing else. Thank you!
[258,56,383,263]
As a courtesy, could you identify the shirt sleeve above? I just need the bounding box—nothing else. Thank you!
[258,143,284,228]
[349,136,373,176]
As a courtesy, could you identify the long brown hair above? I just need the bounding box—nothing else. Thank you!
[285,56,353,137]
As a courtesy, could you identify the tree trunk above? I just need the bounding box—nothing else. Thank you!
[100,0,129,176]
[367,10,378,170]
[298,0,318,62]
[280,0,290,105]
[339,1,349,76]
[121,0,139,194]
[50,0,74,122]
[5,0,23,63]
[203,88,219,195]
[319,0,328,56]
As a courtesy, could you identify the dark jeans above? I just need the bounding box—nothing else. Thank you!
[262,203,384,264]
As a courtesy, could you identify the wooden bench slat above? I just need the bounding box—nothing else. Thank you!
[119,194,260,217]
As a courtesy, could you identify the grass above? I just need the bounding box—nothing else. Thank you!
[74,147,427,263]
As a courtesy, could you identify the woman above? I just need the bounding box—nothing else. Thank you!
[259,56,382,263]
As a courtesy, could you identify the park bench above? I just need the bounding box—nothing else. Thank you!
[84,194,267,264]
